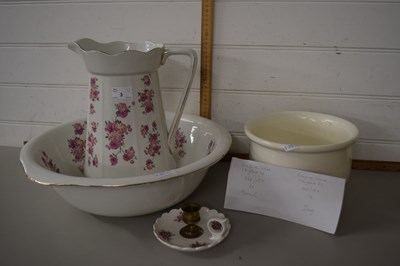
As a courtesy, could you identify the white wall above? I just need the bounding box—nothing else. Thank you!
[0,0,399,161]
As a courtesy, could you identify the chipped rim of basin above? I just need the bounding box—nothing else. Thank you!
[20,114,232,187]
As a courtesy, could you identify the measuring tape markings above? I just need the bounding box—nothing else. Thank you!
[200,0,214,119]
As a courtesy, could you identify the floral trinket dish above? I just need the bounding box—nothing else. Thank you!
[153,207,231,252]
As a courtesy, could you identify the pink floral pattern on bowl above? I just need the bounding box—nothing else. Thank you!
[153,207,230,252]
[175,128,187,158]
[67,122,86,173]
[41,151,61,173]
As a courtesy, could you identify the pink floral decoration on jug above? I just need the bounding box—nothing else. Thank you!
[141,120,162,170]
[105,102,137,166]
[138,75,155,114]
[86,77,100,167]
[89,77,100,115]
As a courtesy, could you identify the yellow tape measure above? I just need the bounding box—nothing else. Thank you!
[352,160,400,172]
[200,0,214,119]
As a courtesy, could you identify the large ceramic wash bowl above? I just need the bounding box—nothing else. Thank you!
[20,113,231,217]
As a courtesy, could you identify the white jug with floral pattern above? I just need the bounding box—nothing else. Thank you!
[68,38,197,178]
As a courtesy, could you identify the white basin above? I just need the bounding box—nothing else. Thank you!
[20,113,232,217]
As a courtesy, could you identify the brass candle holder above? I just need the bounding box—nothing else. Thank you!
[179,202,204,239]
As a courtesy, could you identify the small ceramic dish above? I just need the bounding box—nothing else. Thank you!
[153,207,230,252]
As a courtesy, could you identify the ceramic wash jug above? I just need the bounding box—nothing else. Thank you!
[68,38,197,178]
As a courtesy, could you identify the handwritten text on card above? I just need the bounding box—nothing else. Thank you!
[224,158,346,234]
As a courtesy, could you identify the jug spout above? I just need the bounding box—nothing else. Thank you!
[68,41,83,56]
[68,38,104,55]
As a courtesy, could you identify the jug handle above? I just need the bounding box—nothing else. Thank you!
[162,48,198,153]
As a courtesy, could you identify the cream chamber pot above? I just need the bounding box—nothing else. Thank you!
[244,111,359,178]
